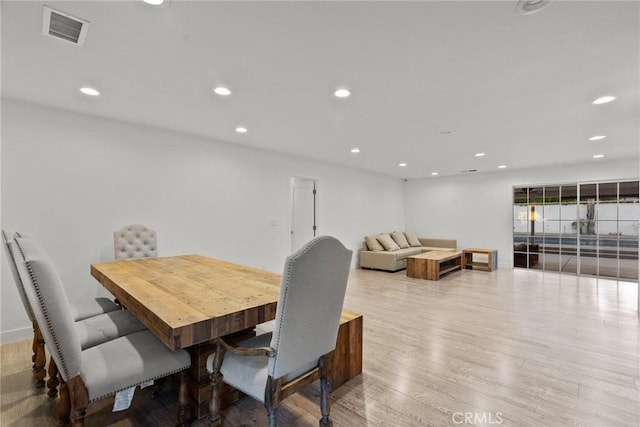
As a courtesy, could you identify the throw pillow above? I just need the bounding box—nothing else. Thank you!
[391,231,410,249]
[364,235,384,251]
[377,234,400,252]
[404,231,422,247]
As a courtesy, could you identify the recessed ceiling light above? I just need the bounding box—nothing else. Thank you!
[498,165,507,169]
[475,153,486,157]
[350,148,360,154]
[431,172,438,176]
[588,135,606,141]
[398,163,407,167]
[213,86,232,96]
[516,0,551,15]
[592,96,616,105]
[142,0,164,5]
[593,154,604,159]
[334,88,351,98]
[80,87,100,96]
[235,126,247,133]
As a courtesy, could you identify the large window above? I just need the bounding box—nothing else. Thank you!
[513,181,639,280]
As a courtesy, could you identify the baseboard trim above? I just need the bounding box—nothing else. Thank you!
[0,326,32,344]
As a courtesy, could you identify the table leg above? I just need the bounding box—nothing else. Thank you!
[330,314,363,389]
[186,341,246,419]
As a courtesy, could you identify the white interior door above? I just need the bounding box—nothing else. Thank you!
[290,177,316,252]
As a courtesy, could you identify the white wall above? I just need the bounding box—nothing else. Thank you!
[1,99,405,341]
[404,160,639,269]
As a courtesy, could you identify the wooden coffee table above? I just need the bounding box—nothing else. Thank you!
[406,251,462,280]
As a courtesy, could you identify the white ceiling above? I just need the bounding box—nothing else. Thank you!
[2,1,638,179]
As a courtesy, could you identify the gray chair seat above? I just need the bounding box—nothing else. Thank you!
[219,333,317,403]
[255,320,275,336]
[76,310,147,350]
[70,297,120,321]
[218,334,271,401]
[81,330,191,402]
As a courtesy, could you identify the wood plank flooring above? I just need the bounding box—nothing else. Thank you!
[1,268,638,426]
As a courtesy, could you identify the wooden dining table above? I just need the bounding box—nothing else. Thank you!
[90,254,362,419]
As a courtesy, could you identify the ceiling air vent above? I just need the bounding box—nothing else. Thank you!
[459,169,478,174]
[42,6,90,46]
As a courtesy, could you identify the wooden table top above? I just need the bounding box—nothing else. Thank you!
[408,251,461,261]
[91,255,281,350]
[462,248,496,254]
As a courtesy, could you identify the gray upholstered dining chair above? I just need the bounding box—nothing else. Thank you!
[2,230,125,388]
[12,233,192,426]
[114,224,157,260]
[207,236,352,427]
[3,231,121,321]
[112,224,158,307]
[3,231,149,401]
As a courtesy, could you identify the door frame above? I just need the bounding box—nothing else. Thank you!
[289,174,319,252]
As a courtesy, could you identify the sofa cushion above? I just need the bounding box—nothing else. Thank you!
[391,231,410,249]
[376,234,400,252]
[364,235,384,251]
[404,231,422,247]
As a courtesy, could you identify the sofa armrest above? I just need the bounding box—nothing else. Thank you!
[418,238,457,250]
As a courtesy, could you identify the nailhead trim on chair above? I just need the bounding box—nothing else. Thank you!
[270,236,333,376]
[14,238,75,380]
[3,231,36,321]
[89,367,190,403]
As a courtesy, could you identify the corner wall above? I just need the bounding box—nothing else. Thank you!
[1,99,405,341]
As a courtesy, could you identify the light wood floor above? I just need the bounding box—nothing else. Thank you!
[1,268,638,426]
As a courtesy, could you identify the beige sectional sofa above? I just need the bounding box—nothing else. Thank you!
[359,232,457,272]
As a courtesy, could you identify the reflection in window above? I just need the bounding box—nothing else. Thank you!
[513,180,638,280]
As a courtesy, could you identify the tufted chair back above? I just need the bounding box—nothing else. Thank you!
[113,224,157,260]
